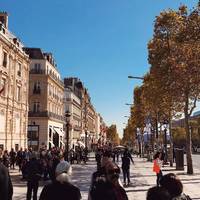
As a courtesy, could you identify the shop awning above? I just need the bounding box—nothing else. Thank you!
[54,127,64,136]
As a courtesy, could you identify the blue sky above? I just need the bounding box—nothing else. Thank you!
[1,0,198,137]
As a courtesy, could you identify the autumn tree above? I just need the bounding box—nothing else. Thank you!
[148,3,200,174]
[107,124,120,145]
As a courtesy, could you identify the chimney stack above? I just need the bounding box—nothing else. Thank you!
[0,12,8,29]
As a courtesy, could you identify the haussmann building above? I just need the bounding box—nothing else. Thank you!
[0,12,29,151]
[24,48,65,150]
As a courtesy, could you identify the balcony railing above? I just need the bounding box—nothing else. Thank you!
[30,69,45,74]
[28,111,48,117]
[28,111,65,121]
[48,111,65,121]
[49,73,64,87]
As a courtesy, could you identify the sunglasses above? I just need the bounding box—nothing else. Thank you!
[107,168,120,175]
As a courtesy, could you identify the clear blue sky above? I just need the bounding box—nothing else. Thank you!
[1,0,198,137]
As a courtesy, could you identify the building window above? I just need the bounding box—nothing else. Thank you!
[34,63,41,72]
[33,102,40,113]
[2,51,7,67]
[0,78,6,96]
[17,63,21,76]
[16,86,21,101]
[33,81,41,94]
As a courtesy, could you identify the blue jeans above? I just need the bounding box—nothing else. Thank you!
[123,169,130,184]
[156,171,163,186]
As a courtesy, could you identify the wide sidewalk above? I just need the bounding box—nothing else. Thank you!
[11,155,200,200]
[127,156,200,199]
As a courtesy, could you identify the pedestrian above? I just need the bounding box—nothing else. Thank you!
[160,173,192,200]
[121,151,134,186]
[9,148,16,169]
[0,162,13,200]
[153,152,162,186]
[39,161,81,200]
[49,154,60,182]
[95,149,102,171]
[3,150,10,168]
[16,148,24,172]
[89,160,128,200]
[0,147,3,163]
[26,152,42,200]
[146,186,171,200]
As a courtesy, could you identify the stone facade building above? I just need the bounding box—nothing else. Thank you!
[24,48,65,150]
[64,78,83,149]
[0,12,29,150]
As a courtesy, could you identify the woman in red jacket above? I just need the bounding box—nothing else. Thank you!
[153,152,163,186]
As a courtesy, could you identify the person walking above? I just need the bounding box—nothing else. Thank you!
[89,160,128,200]
[16,148,24,172]
[9,148,16,169]
[26,152,42,200]
[39,161,81,200]
[153,152,163,186]
[3,150,10,168]
[0,162,13,200]
[121,151,134,186]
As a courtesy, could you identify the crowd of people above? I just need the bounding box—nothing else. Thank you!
[0,146,192,200]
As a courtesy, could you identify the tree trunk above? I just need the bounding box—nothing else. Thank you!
[184,97,193,174]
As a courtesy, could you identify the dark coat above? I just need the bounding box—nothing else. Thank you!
[90,180,128,200]
[0,163,13,200]
[122,156,131,170]
[26,158,42,182]
[39,181,81,200]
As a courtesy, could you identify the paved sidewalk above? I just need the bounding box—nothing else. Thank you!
[126,156,200,200]
[11,155,200,200]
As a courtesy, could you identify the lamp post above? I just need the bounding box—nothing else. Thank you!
[65,110,71,161]
[163,120,168,164]
[125,103,133,106]
[136,128,142,157]
[128,75,144,80]
[85,129,88,152]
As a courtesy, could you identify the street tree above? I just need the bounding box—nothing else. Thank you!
[107,124,120,145]
[148,3,200,174]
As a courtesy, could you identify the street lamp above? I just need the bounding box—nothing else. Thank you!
[124,116,129,118]
[136,128,143,157]
[125,103,133,106]
[65,110,71,161]
[128,75,144,80]
[163,120,168,164]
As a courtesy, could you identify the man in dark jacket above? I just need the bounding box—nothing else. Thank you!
[26,152,42,200]
[0,162,13,200]
[39,161,81,200]
[122,149,134,186]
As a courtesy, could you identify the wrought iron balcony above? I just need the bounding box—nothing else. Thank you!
[30,69,45,74]
[28,111,65,121]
